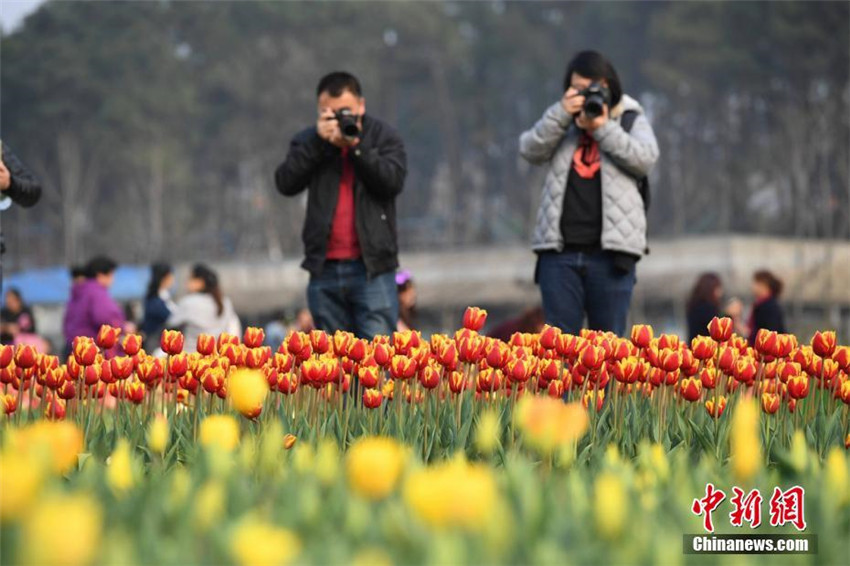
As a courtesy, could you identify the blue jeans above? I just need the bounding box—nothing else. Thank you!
[307,259,398,339]
[537,250,636,336]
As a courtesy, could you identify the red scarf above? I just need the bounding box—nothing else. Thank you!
[572,131,600,179]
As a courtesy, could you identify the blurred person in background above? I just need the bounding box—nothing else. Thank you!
[263,309,288,348]
[396,269,417,331]
[0,142,42,208]
[686,272,724,341]
[519,51,659,337]
[488,306,546,343]
[62,256,126,354]
[275,71,407,339]
[166,264,240,352]
[70,265,89,285]
[140,262,177,351]
[291,307,315,334]
[1,288,37,344]
[728,270,787,345]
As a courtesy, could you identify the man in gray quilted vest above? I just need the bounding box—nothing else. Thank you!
[519,51,659,336]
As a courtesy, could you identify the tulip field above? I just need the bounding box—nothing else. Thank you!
[1,308,849,565]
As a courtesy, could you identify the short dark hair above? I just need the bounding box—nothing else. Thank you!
[563,50,622,108]
[754,270,784,297]
[87,256,118,277]
[316,71,362,98]
[70,265,90,279]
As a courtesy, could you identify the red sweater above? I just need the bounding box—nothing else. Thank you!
[326,148,361,259]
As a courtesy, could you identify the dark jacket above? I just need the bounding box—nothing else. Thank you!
[748,296,786,345]
[275,115,406,277]
[687,300,720,342]
[1,144,42,208]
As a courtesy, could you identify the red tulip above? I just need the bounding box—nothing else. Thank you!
[196,333,216,356]
[462,307,488,332]
[718,347,738,373]
[373,342,394,367]
[276,372,298,395]
[347,339,368,363]
[436,341,459,370]
[539,325,561,350]
[786,375,809,400]
[707,316,733,342]
[110,356,134,380]
[169,353,189,378]
[657,334,679,351]
[362,388,383,409]
[457,334,485,364]
[691,336,717,361]
[14,344,38,369]
[833,346,850,372]
[580,345,606,371]
[96,324,121,349]
[812,330,836,358]
[732,357,757,384]
[547,379,565,398]
[754,329,778,357]
[240,327,264,349]
[1,393,17,415]
[630,324,653,349]
[358,365,380,389]
[419,364,441,389]
[680,377,702,402]
[121,334,142,356]
[393,330,420,355]
[389,355,417,380]
[0,344,14,368]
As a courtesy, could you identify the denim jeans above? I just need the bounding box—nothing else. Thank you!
[307,259,398,339]
[537,250,636,336]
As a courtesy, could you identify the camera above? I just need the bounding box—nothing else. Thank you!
[335,109,361,139]
[578,82,611,119]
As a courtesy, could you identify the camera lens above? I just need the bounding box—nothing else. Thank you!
[583,94,604,119]
[336,111,361,138]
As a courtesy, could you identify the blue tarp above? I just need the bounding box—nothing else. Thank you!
[2,265,150,306]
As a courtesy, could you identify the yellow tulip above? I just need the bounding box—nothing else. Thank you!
[730,400,761,483]
[474,410,501,455]
[11,421,84,475]
[20,493,102,566]
[0,452,43,522]
[228,369,269,419]
[824,448,848,506]
[346,437,405,500]
[106,439,136,497]
[594,471,628,540]
[147,415,169,456]
[194,480,226,533]
[199,415,240,453]
[403,457,498,531]
[230,516,301,566]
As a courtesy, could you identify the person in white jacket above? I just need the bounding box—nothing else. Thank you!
[166,264,241,352]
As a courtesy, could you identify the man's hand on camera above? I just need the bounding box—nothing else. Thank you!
[0,160,10,191]
[574,104,608,132]
[317,109,360,149]
[561,88,584,117]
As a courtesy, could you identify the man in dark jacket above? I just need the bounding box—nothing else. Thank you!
[0,143,42,208]
[275,71,407,339]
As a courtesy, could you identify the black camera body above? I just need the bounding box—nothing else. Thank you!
[578,83,612,119]
[335,109,361,139]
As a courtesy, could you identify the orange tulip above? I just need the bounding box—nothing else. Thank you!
[691,336,717,361]
[462,307,488,332]
[837,380,850,405]
[358,365,380,389]
[580,345,606,371]
[347,339,368,362]
[772,334,797,358]
[658,348,681,372]
[276,372,298,395]
[457,334,485,364]
[362,388,383,409]
[1,393,17,415]
[811,330,836,358]
[195,333,216,356]
[283,434,297,450]
[732,357,757,384]
[160,330,185,356]
[239,326,263,349]
[708,316,733,342]
[110,356,134,380]
[630,324,653,349]
[761,392,780,414]
[122,334,142,356]
[718,347,738,373]
[705,396,727,418]
[202,367,226,394]
[754,329,778,357]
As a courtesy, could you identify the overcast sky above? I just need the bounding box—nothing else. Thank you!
[0,0,45,33]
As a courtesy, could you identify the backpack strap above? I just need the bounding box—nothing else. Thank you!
[620,109,639,133]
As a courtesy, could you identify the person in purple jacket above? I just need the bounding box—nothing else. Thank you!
[63,256,126,353]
